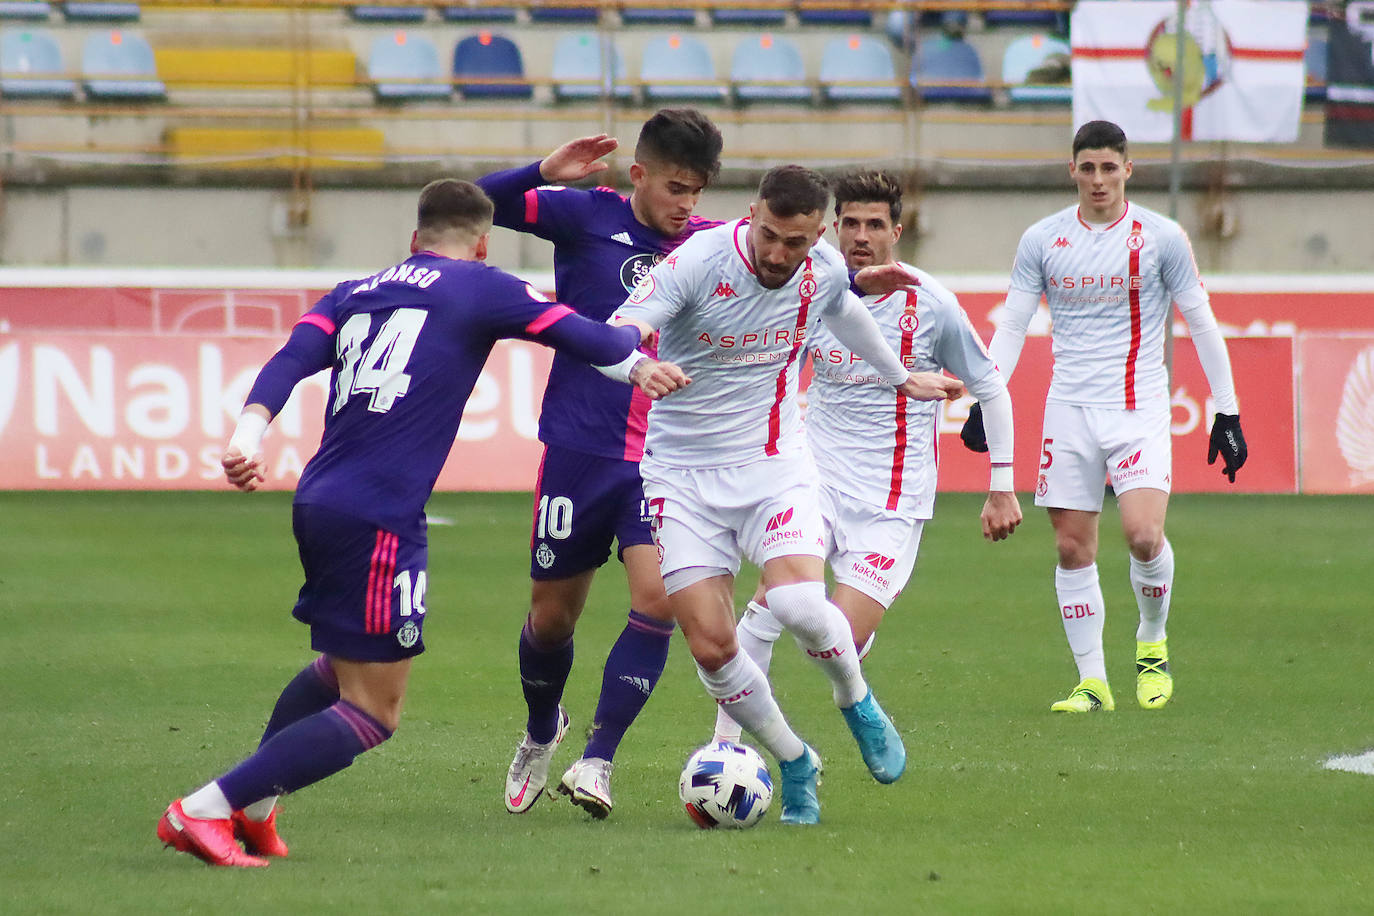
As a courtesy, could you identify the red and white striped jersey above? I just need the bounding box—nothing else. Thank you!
[1009,201,1202,409]
[806,263,1003,518]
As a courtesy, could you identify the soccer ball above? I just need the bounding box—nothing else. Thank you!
[678,741,773,829]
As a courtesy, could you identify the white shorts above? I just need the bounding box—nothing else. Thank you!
[641,450,827,587]
[1034,401,1172,512]
[819,481,924,609]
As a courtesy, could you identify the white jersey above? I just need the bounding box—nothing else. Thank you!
[1009,201,1202,409]
[806,263,1002,517]
[614,219,881,469]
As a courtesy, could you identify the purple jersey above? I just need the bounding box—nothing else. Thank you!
[275,252,634,539]
[479,162,718,461]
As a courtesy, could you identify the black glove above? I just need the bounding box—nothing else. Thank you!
[960,402,988,453]
[1207,413,1247,483]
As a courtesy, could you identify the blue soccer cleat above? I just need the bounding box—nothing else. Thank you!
[841,689,906,784]
[777,745,822,826]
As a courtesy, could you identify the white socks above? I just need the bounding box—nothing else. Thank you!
[1055,564,1107,682]
[1131,539,1174,643]
[697,651,805,763]
[181,781,233,820]
[766,581,868,708]
[713,601,780,743]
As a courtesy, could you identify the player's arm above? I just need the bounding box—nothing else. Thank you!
[224,316,336,491]
[475,139,611,240]
[530,307,688,401]
[824,288,964,401]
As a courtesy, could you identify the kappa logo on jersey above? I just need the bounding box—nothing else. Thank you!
[1127,231,1145,251]
[898,313,919,333]
[619,252,662,293]
[863,553,896,571]
[611,231,634,246]
[1116,450,1142,471]
[1052,237,1072,249]
[764,508,794,532]
[713,281,738,298]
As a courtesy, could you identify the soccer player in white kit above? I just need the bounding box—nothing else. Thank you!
[961,120,1247,712]
[712,168,1023,748]
[600,166,965,824]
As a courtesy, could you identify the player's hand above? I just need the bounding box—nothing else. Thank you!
[853,262,918,296]
[1207,413,1247,483]
[981,490,1022,542]
[630,358,691,400]
[539,134,618,183]
[960,401,988,453]
[222,446,265,492]
[899,371,965,402]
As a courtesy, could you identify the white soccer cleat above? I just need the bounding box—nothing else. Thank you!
[504,706,570,813]
[557,756,614,819]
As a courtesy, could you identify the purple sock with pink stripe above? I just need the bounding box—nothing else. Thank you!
[259,656,340,745]
[218,700,392,811]
[583,610,673,762]
[518,617,573,744]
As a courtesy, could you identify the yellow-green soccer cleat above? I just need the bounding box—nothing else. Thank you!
[1136,639,1173,709]
[1050,677,1115,712]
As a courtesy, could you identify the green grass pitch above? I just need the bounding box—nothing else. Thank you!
[1,490,1370,914]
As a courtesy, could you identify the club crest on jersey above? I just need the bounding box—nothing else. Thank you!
[1127,231,1144,251]
[535,542,556,569]
[620,252,662,293]
[898,313,919,333]
[798,276,818,299]
[396,620,420,649]
[1036,474,1049,497]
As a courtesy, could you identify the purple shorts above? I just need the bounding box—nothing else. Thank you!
[291,503,428,662]
[528,444,654,580]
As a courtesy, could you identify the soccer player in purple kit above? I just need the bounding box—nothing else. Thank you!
[155,179,687,868]
[477,109,723,819]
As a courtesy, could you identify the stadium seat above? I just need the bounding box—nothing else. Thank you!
[0,28,75,98]
[911,35,991,104]
[452,31,531,99]
[819,34,901,103]
[885,7,969,46]
[1002,33,1071,104]
[349,5,427,23]
[60,1,139,21]
[1304,36,1327,103]
[731,33,810,103]
[640,33,727,103]
[983,8,1064,31]
[709,6,786,27]
[0,2,51,20]
[81,29,164,99]
[369,31,451,101]
[439,3,516,22]
[620,5,695,25]
[796,3,870,27]
[550,32,632,101]
[527,3,598,22]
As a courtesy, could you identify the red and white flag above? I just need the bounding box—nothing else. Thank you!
[1072,0,1309,143]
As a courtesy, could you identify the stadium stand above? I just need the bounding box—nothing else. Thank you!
[166,125,385,170]
[709,5,786,27]
[731,33,810,103]
[527,2,598,22]
[620,5,695,25]
[1002,32,1071,104]
[349,4,428,23]
[640,32,727,102]
[439,3,517,22]
[550,31,632,101]
[60,2,139,21]
[0,2,50,20]
[81,28,164,99]
[819,34,901,103]
[0,27,75,97]
[983,7,1064,30]
[368,31,452,100]
[796,3,870,27]
[452,30,532,98]
[911,34,992,104]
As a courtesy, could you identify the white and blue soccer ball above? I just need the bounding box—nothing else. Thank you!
[678,741,773,829]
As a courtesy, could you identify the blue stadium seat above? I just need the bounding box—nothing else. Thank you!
[796,3,870,27]
[731,33,810,103]
[1002,33,1071,104]
[640,33,727,103]
[620,5,695,25]
[911,35,991,104]
[81,29,164,99]
[60,1,139,21]
[439,3,516,21]
[710,6,786,27]
[452,30,531,99]
[983,8,1064,30]
[369,31,451,100]
[0,2,51,20]
[0,28,75,98]
[1305,36,1327,103]
[551,32,632,101]
[350,5,427,22]
[527,3,598,22]
[819,34,900,103]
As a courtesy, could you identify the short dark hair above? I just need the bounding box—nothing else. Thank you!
[416,178,494,241]
[757,165,830,219]
[635,108,723,182]
[1072,120,1128,160]
[831,168,902,224]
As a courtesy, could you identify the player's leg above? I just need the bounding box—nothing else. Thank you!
[826,505,926,660]
[711,583,777,745]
